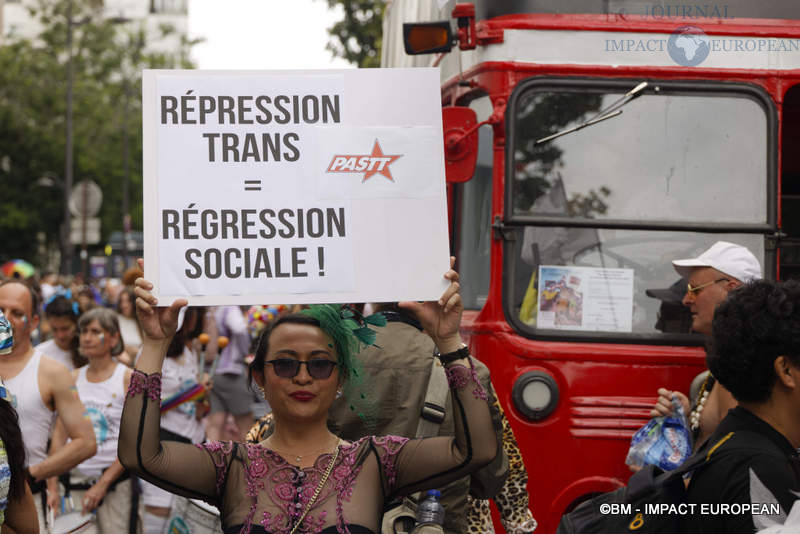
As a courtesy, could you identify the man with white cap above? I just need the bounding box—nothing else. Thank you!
[650,241,762,448]
[672,241,762,335]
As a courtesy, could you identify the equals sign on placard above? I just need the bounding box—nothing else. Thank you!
[244,179,262,191]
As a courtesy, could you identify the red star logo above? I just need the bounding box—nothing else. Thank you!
[362,140,402,182]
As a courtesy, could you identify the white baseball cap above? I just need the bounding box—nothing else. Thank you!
[672,241,762,283]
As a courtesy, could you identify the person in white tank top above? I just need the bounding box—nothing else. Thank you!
[35,295,84,371]
[0,281,96,534]
[51,307,141,534]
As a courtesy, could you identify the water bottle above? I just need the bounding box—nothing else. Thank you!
[415,489,445,526]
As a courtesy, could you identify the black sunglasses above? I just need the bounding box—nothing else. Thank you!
[264,358,338,379]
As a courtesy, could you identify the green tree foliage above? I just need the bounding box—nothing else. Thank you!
[0,0,195,267]
[323,0,384,68]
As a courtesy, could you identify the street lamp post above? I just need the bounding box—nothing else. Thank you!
[108,16,136,272]
[122,77,131,269]
[62,0,75,275]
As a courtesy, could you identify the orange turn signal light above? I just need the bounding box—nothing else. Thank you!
[403,22,453,55]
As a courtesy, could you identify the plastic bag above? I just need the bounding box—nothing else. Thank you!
[626,396,691,471]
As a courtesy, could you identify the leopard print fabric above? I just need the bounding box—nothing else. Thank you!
[245,412,274,444]
[467,398,538,533]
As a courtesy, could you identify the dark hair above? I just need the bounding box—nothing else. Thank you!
[0,280,41,318]
[44,296,84,368]
[0,399,27,500]
[116,288,136,318]
[166,307,206,358]
[708,279,800,403]
[78,308,124,356]
[247,313,328,386]
[44,296,79,321]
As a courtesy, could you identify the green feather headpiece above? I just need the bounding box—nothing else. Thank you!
[300,304,386,426]
[299,304,386,379]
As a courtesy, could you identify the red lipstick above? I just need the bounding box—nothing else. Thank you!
[290,391,316,401]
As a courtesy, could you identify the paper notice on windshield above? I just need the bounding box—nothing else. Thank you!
[537,266,633,332]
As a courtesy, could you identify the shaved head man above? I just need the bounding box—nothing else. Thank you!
[0,281,96,532]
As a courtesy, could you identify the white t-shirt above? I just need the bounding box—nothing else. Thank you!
[34,339,74,370]
[74,363,127,477]
[161,347,205,445]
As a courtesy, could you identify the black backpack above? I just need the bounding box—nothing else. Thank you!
[556,430,786,534]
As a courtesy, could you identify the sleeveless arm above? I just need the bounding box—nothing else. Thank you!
[28,359,95,481]
[379,359,497,497]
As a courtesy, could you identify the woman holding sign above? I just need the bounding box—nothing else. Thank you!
[119,260,497,534]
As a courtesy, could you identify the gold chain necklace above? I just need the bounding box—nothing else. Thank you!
[288,439,341,534]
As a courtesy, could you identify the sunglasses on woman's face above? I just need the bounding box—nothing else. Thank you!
[264,358,338,379]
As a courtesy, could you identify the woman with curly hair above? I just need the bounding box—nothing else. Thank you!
[685,279,800,533]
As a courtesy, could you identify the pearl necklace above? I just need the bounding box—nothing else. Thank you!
[689,373,712,431]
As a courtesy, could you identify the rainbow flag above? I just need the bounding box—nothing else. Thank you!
[160,383,206,413]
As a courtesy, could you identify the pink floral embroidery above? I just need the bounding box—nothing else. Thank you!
[275,482,294,501]
[259,510,273,531]
[445,365,470,390]
[197,441,234,495]
[333,464,350,481]
[371,435,409,490]
[469,366,488,401]
[126,370,162,402]
[202,439,375,533]
[445,363,487,400]
[246,444,269,480]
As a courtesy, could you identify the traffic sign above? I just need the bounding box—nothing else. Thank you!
[69,180,103,217]
[70,217,101,244]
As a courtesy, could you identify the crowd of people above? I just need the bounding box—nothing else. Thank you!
[0,261,537,534]
[0,239,796,534]
[0,266,278,533]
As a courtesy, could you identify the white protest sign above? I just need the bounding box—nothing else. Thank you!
[143,69,450,305]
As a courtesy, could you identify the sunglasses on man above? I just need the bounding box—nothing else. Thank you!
[686,277,729,295]
[264,358,338,379]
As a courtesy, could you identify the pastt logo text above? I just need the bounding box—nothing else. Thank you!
[326,139,402,182]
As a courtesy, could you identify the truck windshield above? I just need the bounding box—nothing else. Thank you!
[506,82,773,339]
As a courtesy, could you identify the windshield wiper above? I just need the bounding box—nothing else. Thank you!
[535,81,649,145]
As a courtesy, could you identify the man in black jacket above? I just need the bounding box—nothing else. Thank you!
[685,279,800,533]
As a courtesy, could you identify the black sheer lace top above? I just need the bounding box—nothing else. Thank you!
[119,362,496,534]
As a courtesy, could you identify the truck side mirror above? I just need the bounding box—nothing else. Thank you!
[442,106,479,183]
